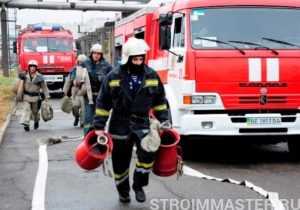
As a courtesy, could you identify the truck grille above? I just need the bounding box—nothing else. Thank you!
[41,68,65,73]
[194,110,299,115]
[239,96,287,104]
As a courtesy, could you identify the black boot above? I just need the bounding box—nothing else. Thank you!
[23,124,30,132]
[133,185,146,203]
[73,117,79,127]
[34,121,39,130]
[118,191,131,203]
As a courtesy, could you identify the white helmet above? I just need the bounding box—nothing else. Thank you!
[90,43,103,53]
[121,37,150,65]
[28,60,38,68]
[77,54,87,64]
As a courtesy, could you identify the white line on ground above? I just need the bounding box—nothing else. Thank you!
[183,165,285,210]
[32,144,48,210]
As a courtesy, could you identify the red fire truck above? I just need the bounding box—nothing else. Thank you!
[14,23,76,90]
[114,0,300,154]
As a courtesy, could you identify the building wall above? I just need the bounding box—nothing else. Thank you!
[76,22,115,65]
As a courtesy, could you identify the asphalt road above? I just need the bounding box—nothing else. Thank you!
[0,99,299,210]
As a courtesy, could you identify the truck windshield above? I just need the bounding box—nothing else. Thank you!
[190,8,300,49]
[24,37,73,52]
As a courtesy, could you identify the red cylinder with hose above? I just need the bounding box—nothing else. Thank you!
[75,130,113,170]
[153,128,182,177]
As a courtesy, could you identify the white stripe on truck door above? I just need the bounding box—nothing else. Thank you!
[248,58,280,82]
[43,55,48,64]
[49,55,55,64]
[248,58,262,82]
[267,58,280,81]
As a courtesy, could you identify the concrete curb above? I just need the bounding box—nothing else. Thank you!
[0,101,17,145]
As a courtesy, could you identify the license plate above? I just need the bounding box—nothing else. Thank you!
[44,75,64,82]
[246,117,281,126]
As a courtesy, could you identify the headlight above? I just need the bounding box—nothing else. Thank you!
[191,95,204,104]
[183,95,217,104]
[203,95,216,104]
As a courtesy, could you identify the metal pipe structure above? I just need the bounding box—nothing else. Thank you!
[1,7,9,77]
[0,1,147,12]
[78,0,150,2]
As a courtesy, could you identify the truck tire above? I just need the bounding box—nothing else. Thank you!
[288,136,300,160]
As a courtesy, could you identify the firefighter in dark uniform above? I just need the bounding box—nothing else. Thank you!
[93,38,171,203]
[83,43,113,135]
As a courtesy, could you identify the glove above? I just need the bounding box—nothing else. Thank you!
[160,120,172,130]
[18,73,26,80]
[141,118,161,152]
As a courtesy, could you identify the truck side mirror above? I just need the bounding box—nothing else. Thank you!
[159,13,172,50]
[13,41,17,54]
[159,13,173,26]
[159,25,171,50]
[75,41,81,52]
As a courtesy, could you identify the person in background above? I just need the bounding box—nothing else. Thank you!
[63,54,89,127]
[82,43,112,135]
[19,60,50,131]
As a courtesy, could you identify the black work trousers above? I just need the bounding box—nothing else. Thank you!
[111,133,155,194]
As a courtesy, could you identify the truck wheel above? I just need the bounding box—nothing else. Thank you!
[287,136,300,160]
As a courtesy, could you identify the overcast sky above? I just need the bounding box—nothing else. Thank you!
[17,10,116,27]
[13,0,169,35]
[14,0,169,26]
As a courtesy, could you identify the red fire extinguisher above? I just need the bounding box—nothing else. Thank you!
[75,130,113,170]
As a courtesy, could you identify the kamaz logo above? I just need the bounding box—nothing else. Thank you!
[259,95,268,105]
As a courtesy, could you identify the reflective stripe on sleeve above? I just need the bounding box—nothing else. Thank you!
[153,104,167,112]
[95,108,110,117]
[145,79,159,87]
[109,80,120,87]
